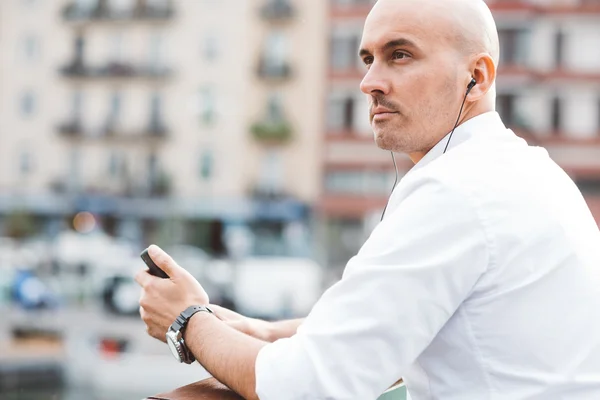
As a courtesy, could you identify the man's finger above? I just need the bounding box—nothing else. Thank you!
[135,268,154,287]
[148,244,182,278]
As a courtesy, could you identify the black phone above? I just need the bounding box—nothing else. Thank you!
[140,248,169,279]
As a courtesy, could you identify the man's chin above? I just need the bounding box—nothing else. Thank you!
[373,131,394,151]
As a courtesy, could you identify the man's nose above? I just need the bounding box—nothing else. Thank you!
[359,63,391,96]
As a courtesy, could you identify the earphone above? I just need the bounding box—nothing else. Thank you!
[442,77,476,154]
[467,77,476,92]
[380,77,476,222]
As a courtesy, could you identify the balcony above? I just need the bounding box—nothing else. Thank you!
[330,0,376,18]
[260,0,295,21]
[103,122,169,140]
[257,61,292,81]
[58,119,84,137]
[60,60,172,80]
[148,170,172,197]
[57,120,169,141]
[145,120,169,138]
[487,0,600,14]
[62,0,174,23]
[251,120,293,145]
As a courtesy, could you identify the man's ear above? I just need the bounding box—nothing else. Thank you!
[468,53,496,101]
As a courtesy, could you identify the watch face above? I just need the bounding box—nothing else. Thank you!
[166,332,181,362]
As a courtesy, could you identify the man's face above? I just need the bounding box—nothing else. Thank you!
[359,0,467,157]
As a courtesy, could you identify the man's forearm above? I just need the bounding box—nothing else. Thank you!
[265,318,304,342]
[185,311,267,400]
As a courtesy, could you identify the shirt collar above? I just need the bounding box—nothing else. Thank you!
[409,111,505,173]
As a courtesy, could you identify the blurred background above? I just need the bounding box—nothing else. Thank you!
[0,0,599,398]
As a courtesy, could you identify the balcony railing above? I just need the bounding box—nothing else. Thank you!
[148,170,172,197]
[58,119,84,136]
[62,0,174,22]
[257,61,292,80]
[103,122,169,140]
[57,120,169,140]
[260,0,295,21]
[146,121,169,138]
[60,60,172,79]
[251,120,293,144]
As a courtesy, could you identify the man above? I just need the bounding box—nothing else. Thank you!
[135,0,600,398]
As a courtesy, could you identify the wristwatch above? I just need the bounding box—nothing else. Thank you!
[166,305,213,364]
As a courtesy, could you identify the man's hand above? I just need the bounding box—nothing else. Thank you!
[209,304,274,342]
[135,244,210,342]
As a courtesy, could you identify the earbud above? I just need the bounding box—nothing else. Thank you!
[467,78,476,93]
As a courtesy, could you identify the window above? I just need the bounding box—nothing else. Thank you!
[68,149,81,191]
[202,34,219,61]
[198,86,216,125]
[331,33,361,70]
[75,0,97,13]
[109,32,125,63]
[148,32,164,71]
[551,97,562,133]
[148,153,159,185]
[19,91,36,117]
[19,150,32,176]
[263,30,288,74]
[258,150,283,194]
[108,151,122,177]
[71,90,84,119]
[498,28,529,66]
[554,29,565,68]
[74,34,86,62]
[107,92,122,130]
[147,0,169,9]
[199,149,214,180]
[598,98,600,134]
[496,94,515,126]
[333,0,375,5]
[325,170,396,196]
[327,94,355,131]
[575,178,600,195]
[149,93,163,126]
[20,35,40,63]
[343,98,355,130]
[267,93,284,122]
[109,0,134,16]
[110,92,122,120]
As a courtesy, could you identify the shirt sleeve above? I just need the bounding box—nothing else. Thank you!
[255,178,491,400]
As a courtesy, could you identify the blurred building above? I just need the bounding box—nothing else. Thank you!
[488,0,600,223]
[0,0,326,257]
[320,0,600,268]
[319,0,399,268]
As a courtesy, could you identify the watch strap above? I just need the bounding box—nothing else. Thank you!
[170,305,213,333]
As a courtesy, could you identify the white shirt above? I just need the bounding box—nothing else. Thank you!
[255,112,600,399]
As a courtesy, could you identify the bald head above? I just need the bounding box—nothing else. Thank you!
[367,0,499,65]
[359,0,500,162]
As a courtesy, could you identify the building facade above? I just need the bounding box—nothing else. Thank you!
[0,0,326,258]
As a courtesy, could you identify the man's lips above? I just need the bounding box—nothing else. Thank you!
[371,106,398,119]
[372,109,398,121]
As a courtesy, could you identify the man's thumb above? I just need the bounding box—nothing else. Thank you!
[148,244,181,277]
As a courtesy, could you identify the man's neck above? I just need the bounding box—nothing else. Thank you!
[408,106,494,164]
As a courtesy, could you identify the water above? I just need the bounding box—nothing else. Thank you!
[0,387,149,400]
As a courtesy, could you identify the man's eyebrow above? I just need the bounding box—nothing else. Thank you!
[358,38,418,58]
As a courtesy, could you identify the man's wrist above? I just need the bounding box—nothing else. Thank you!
[182,306,216,343]
[250,318,274,342]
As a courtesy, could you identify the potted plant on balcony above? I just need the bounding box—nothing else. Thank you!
[251,119,293,145]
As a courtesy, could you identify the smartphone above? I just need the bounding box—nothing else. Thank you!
[140,248,169,279]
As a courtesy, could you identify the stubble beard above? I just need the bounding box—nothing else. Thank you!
[373,119,422,154]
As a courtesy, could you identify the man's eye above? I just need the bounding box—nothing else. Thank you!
[392,51,409,60]
[363,56,374,66]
